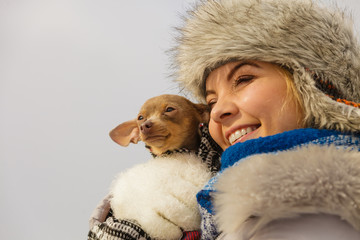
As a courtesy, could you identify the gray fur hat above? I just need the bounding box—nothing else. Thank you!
[173,0,360,133]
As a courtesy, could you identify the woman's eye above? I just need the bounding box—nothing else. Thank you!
[165,107,175,112]
[234,75,254,87]
[207,100,216,110]
[138,115,144,120]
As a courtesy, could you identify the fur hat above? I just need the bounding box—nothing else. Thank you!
[172,0,360,133]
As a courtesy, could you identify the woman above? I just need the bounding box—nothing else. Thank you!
[173,0,360,239]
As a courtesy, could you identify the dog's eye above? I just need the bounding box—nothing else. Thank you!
[165,107,175,112]
[138,115,144,120]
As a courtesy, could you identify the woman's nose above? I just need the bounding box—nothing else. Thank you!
[211,96,237,123]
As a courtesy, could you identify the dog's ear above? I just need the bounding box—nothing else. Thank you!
[194,103,210,123]
[109,119,140,146]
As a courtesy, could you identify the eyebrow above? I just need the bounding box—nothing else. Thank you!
[205,61,261,98]
[205,89,215,99]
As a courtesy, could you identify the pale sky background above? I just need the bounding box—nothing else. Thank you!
[1,1,359,240]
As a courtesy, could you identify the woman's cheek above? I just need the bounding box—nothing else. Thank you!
[209,119,227,149]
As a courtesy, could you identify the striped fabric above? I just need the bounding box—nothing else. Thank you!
[88,213,151,240]
[182,230,201,240]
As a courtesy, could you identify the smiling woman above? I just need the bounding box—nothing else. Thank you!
[205,61,302,150]
[173,0,360,239]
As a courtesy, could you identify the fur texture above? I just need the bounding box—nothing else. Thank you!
[213,144,360,239]
[173,0,360,133]
[110,152,212,240]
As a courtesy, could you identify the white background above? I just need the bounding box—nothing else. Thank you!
[1,1,359,239]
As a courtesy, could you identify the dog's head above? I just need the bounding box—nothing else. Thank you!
[110,94,209,155]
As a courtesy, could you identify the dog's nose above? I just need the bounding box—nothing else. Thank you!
[140,120,153,134]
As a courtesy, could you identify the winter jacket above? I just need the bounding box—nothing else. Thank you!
[198,128,360,239]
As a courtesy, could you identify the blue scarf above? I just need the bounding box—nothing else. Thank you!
[197,128,360,239]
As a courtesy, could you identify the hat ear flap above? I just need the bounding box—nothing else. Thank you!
[109,119,141,146]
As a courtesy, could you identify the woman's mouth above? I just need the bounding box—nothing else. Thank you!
[228,126,259,145]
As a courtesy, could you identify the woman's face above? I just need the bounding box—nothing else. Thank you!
[205,61,302,150]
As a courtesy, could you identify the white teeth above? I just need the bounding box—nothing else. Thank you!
[229,126,258,144]
[232,130,238,140]
[241,128,246,136]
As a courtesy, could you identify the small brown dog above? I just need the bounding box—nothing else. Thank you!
[109,94,209,155]
[108,94,212,240]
